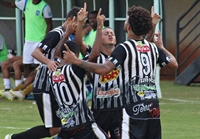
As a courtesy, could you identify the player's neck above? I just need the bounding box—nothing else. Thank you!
[101,45,114,56]
[32,0,42,4]
[128,32,143,40]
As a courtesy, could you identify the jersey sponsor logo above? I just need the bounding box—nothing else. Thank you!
[97,85,120,98]
[52,70,65,82]
[137,91,157,100]
[132,102,152,115]
[136,41,150,52]
[132,102,160,118]
[130,77,157,102]
[99,68,120,84]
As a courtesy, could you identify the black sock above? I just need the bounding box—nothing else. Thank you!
[12,125,51,139]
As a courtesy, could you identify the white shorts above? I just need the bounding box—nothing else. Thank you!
[23,41,40,64]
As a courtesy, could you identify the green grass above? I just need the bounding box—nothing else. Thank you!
[0,80,200,139]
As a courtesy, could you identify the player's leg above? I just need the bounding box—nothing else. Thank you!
[1,59,13,90]
[0,59,15,100]
[11,68,37,99]
[12,57,23,86]
[5,91,61,139]
[109,110,122,139]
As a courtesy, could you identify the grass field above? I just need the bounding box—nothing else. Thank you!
[0,80,199,139]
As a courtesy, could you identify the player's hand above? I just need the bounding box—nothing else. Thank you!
[96,8,105,29]
[66,16,77,35]
[63,43,77,64]
[151,6,161,26]
[77,2,88,23]
[47,60,59,72]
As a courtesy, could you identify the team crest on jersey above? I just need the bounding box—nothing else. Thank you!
[36,10,40,16]
[99,68,120,84]
[136,41,150,52]
[52,70,65,82]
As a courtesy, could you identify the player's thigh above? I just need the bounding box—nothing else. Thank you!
[1,60,13,69]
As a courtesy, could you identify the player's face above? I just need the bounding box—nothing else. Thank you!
[102,28,116,46]
[124,17,129,33]
[89,13,97,29]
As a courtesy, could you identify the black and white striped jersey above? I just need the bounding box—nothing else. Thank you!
[33,26,65,92]
[108,39,170,106]
[91,52,123,111]
[48,64,95,130]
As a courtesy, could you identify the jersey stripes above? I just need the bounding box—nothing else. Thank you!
[92,53,123,111]
[33,26,65,92]
[109,39,169,106]
[48,65,94,130]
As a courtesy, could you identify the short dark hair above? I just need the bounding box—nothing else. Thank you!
[128,5,152,36]
[66,6,81,19]
[60,41,80,59]
[89,10,98,15]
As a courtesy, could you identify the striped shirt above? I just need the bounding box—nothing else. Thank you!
[91,52,123,111]
[33,26,65,92]
[48,63,95,130]
[108,39,170,106]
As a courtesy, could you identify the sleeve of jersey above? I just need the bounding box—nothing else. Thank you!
[108,44,126,68]
[37,31,61,53]
[15,0,25,11]
[157,47,170,67]
[43,4,53,18]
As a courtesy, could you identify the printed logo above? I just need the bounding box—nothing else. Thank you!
[36,10,40,16]
[136,41,150,52]
[132,103,153,115]
[57,106,77,128]
[99,68,120,84]
[48,12,52,16]
[97,85,120,98]
[148,107,160,118]
[130,77,157,101]
[52,70,65,82]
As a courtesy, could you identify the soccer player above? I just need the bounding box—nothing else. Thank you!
[62,5,178,139]
[48,41,108,139]
[74,6,122,139]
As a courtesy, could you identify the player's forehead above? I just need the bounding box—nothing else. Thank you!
[102,28,115,34]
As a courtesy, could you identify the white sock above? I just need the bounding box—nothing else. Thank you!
[3,78,11,90]
[15,80,22,86]
[23,78,26,81]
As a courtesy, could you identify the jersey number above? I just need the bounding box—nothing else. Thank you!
[140,53,151,75]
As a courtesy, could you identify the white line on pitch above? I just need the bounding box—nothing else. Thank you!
[162,98,199,103]
[0,126,30,130]
[0,108,11,110]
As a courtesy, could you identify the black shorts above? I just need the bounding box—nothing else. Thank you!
[121,102,161,139]
[34,91,61,128]
[93,109,122,139]
[60,122,109,139]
